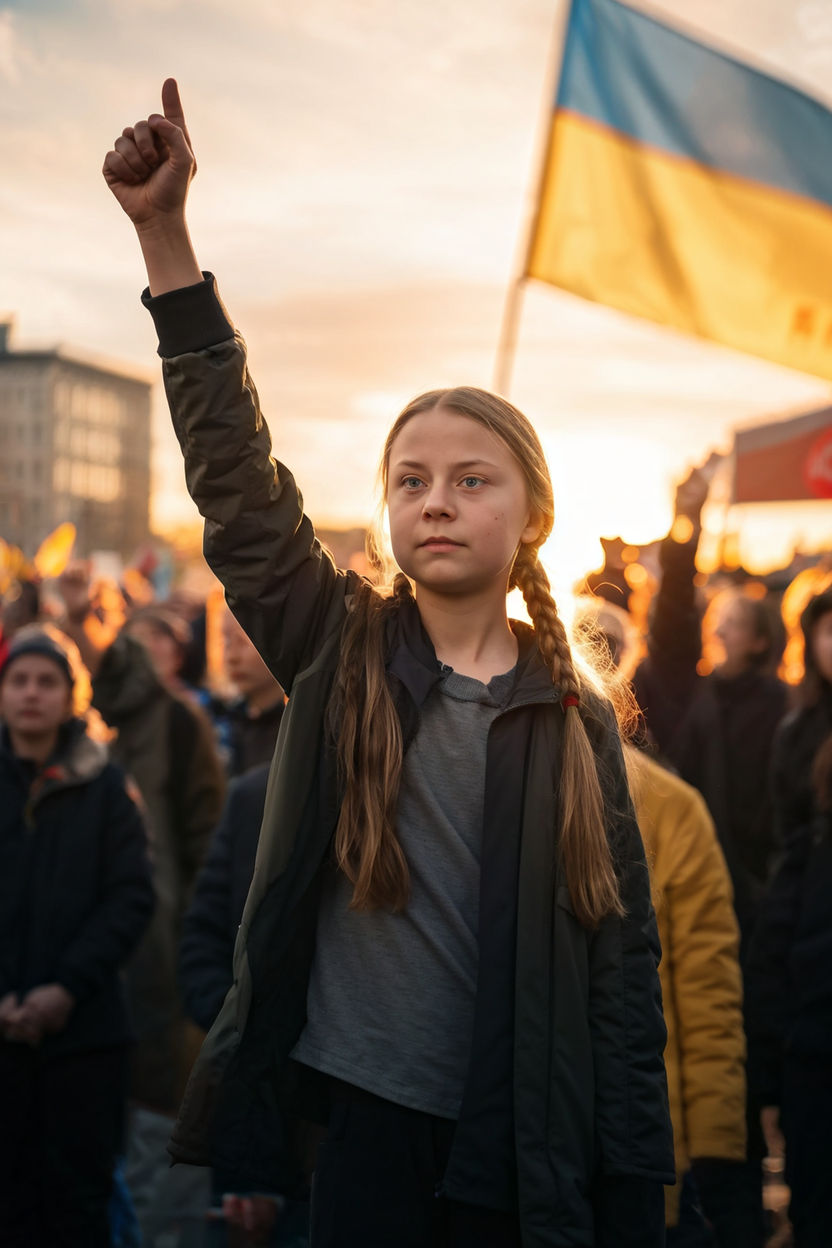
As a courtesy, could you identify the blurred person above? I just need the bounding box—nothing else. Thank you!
[221,607,286,776]
[180,764,310,1246]
[56,561,126,678]
[771,589,832,840]
[579,599,750,1247]
[745,699,832,1245]
[0,627,154,1246]
[631,462,713,756]
[124,604,192,694]
[671,589,788,953]
[92,629,225,1246]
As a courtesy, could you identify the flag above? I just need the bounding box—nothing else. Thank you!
[33,522,76,579]
[732,406,832,503]
[526,0,832,380]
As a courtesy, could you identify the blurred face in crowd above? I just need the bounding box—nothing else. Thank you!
[0,655,73,746]
[811,610,832,684]
[222,611,284,711]
[713,595,766,676]
[126,618,184,687]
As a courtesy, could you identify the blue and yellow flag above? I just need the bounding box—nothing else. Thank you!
[527,0,832,380]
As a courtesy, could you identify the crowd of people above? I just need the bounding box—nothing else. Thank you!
[1,75,831,1248]
[2,410,831,1248]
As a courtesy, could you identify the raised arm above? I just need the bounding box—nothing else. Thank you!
[104,83,354,691]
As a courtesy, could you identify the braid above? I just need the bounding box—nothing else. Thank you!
[513,548,578,700]
[512,544,625,928]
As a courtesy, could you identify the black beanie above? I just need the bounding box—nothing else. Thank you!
[0,633,75,688]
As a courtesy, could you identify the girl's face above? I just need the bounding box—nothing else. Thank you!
[713,596,765,674]
[810,610,832,683]
[386,407,541,598]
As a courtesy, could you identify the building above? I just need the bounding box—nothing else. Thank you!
[0,318,152,558]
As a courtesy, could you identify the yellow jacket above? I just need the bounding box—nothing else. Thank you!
[625,747,747,1224]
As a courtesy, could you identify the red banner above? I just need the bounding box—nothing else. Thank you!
[732,407,832,503]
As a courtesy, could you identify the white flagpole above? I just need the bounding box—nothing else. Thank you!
[493,0,574,398]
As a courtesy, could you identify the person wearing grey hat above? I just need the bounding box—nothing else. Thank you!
[0,626,155,1245]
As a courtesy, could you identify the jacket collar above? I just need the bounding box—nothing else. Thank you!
[1,717,108,819]
[386,595,559,713]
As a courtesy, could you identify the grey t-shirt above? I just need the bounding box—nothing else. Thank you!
[291,663,516,1118]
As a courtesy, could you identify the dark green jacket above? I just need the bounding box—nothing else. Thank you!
[147,277,674,1247]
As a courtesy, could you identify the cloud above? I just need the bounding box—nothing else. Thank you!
[0,10,23,83]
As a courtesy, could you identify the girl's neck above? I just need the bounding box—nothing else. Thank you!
[414,586,518,683]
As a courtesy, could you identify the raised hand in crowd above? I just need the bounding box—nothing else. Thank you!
[103,78,202,295]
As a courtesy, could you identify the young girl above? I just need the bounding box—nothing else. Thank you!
[103,80,674,1248]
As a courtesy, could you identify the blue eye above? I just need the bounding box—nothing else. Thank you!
[462,476,483,488]
[402,476,423,489]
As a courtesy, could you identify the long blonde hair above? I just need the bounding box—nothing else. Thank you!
[331,386,624,927]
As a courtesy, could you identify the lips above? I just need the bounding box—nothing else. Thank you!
[420,537,463,548]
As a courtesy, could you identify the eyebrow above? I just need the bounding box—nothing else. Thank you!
[392,459,501,472]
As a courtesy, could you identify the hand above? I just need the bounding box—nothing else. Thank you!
[761,1105,786,1159]
[57,561,93,622]
[18,984,75,1037]
[1,995,43,1046]
[103,79,196,228]
[221,1193,283,1245]
[674,467,710,523]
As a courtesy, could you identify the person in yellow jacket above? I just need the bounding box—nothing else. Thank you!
[625,746,748,1240]
[575,599,751,1244]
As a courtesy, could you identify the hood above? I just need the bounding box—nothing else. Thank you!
[92,633,164,726]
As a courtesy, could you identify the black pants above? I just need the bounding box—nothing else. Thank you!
[310,1080,521,1248]
[0,1042,127,1247]
[783,1060,832,1248]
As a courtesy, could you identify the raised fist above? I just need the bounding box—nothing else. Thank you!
[103,79,196,227]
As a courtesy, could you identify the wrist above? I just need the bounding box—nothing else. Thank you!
[134,216,203,296]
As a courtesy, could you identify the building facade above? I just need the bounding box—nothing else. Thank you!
[0,320,152,558]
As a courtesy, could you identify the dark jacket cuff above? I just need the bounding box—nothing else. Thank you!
[141,272,234,358]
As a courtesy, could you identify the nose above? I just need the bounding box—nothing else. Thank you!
[422,482,455,520]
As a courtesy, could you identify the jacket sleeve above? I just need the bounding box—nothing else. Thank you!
[582,698,675,1204]
[55,768,156,1004]
[659,783,746,1161]
[179,787,239,1033]
[646,532,702,678]
[143,275,352,693]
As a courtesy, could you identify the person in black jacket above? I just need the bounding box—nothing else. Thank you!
[745,589,832,1246]
[0,627,155,1247]
[771,589,832,842]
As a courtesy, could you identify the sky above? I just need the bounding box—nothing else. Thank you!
[2,0,832,592]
